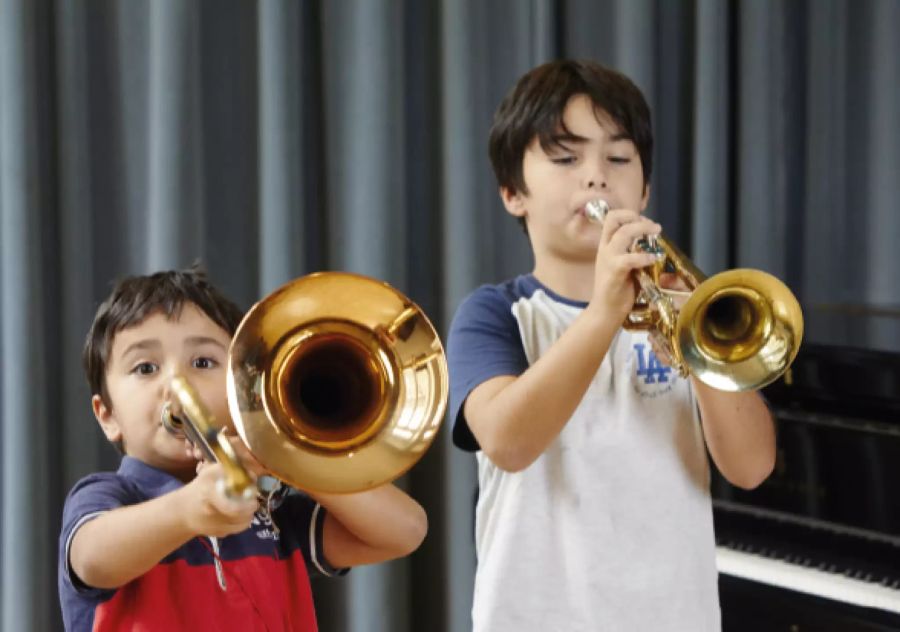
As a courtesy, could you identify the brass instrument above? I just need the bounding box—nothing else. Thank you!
[164,272,448,495]
[585,199,803,392]
[163,378,257,499]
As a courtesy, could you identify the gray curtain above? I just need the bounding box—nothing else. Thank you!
[1,1,897,631]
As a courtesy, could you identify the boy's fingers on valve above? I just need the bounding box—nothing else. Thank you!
[607,218,661,255]
[616,252,661,273]
[599,209,642,243]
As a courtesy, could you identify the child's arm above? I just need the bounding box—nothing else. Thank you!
[464,311,618,472]
[464,210,661,472]
[214,431,427,568]
[692,383,776,489]
[310,485,427,568]
[69,463,258,589]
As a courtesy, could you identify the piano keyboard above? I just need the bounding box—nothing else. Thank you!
[717,546,900,615]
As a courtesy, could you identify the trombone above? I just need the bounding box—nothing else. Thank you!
[163,271,448,497]
[585,199,803,392]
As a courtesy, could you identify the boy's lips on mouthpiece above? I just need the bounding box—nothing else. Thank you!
[576,201,610,218]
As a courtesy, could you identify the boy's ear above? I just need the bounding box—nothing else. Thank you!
[500,186,527,219]
[640,183,651,211]
[92,394,122,444]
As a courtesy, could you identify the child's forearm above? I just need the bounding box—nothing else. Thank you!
[693,381,776,489]
[465,304,620,472]
[68,488,196,589]
[310,484,427,568]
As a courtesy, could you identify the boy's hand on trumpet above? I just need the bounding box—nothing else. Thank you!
[180,462,259,538]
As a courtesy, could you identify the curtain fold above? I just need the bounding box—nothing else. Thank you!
[1,2,58,631]
[1,1,897,630]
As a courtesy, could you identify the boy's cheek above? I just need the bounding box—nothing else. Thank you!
[193,381,230,419]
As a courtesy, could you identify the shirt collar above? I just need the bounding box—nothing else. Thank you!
[522,274,589,309]
[117,456,186,499]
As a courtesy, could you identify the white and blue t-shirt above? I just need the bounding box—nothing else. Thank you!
[449,274,720,632]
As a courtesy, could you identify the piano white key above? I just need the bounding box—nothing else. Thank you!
[716,546,900,615]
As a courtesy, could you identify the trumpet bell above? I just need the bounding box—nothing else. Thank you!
[676,269,803,392]
[227,272,448,494]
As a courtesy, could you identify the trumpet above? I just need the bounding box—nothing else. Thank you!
[585,199,803,392]
[163,272,448,496]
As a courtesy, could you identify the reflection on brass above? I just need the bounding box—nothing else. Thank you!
[586,200,803,392]
[385,306,419,341]
[218,271,449,494]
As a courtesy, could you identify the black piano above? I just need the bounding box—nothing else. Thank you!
[713,306,900,631]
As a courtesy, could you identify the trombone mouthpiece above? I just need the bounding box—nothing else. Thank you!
[585,199,610,222]
[161,402,184,436]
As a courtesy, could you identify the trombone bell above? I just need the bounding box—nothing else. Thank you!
[228,272,448,494]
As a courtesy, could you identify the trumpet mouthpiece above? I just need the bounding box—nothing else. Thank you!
[585,199,610,222]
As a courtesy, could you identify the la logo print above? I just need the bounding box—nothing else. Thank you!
[632,343,673,395]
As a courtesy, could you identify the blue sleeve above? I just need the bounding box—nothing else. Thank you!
[274,490,349,579]
[59,473,137,597]
[447,285,529,452]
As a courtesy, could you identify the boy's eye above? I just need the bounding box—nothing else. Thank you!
[608,155,631,164]
[132,362,158,376]
[192,357,219,370]
[551,155,577,165]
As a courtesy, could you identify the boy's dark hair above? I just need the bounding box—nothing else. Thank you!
[83,265,244,414]
[488,59,654,231]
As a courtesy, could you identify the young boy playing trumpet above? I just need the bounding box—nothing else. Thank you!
[447,59,777,631]
[59,266,427,631]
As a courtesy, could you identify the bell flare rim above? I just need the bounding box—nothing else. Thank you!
[676,268,804,391]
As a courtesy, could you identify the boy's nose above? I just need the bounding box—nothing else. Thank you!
[584,161,608,190]
[160,378,177,414]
